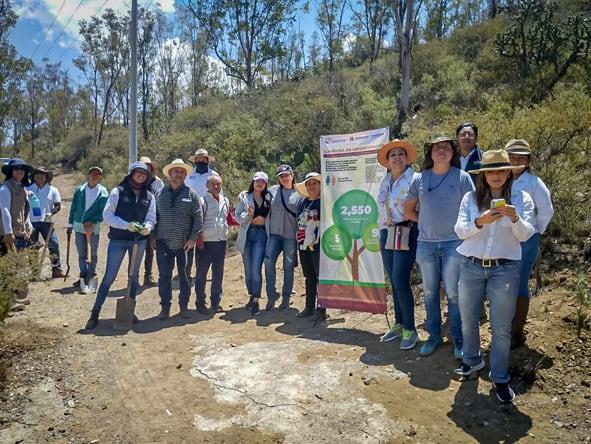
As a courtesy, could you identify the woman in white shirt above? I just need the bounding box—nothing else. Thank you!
[454,150,535,404]
[376,140,421,350]
[505,139,554,349]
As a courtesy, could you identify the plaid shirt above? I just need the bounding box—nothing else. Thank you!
[153,185,202,250]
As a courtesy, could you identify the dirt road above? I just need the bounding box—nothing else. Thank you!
[1,172,589,443]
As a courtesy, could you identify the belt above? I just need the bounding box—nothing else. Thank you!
[249,224,266,230]
[468,257,512,268]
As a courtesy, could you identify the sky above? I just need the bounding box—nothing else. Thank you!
[9,0,324,85]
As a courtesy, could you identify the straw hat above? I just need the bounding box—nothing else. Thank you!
[163,159,192,178]
[377,139,416,167]
[504,139,531,156]
[188,148,215,163]
[295,172,321,197]
[468,150,526,174]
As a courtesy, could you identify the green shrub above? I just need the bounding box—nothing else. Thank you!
[0,249,34,322]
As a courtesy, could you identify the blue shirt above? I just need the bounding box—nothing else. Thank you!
[406,167,474,242]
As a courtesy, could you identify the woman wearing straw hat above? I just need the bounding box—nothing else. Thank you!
[235,171,272,316]
[294,172,325,319]
[404,135,475,359]
[376,140,421,350]
[505,139,554,348]
[454,149,535,404]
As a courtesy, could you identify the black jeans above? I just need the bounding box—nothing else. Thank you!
[156,240,190,309]
[195,241,226,306]
[185,247,199,277]
[144,240,154,277]
[299,247,319,308]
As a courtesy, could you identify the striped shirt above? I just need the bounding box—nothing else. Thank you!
[153,185,202,250]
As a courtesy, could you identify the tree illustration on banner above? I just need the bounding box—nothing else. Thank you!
[321,190,380,282]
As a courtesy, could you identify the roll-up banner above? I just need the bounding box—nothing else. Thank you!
[318,128,388,314]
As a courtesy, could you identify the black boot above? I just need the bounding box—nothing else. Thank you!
[245,296,255,309]
[297,294,316,318]
[297,306,315,318]
[85,310,100,329]
[278,297,290,310]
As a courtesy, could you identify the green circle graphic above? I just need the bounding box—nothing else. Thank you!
[321,225,352,261]
[332,190,378,239]
[362,223,380,253]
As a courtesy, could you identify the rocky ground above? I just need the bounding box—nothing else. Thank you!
[0,172,590,443]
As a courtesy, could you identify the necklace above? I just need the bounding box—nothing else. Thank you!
[428,169,451,192]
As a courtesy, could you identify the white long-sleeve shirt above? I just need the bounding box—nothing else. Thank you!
[200,192,229,242]
[185,167,218,198]
[102,186,156,232]
[0,181,32,235]
[455,190,535,260]
[511,171,554,234]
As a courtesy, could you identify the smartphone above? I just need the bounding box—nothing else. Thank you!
[491,198,506,209]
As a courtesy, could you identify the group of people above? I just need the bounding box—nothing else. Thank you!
[0,122,553,405]
[376,122,553,404]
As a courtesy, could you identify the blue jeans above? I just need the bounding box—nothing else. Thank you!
[264,234,297,300]
[31,222,61,269]
[195,241,226,306]
[75,232,100,278]
[518,232,540,299]
[380,226,418,331]
[242,225,267,297]
[416,240,463,343]
[92,239,147,312]
[156,240,190,309]
[459,257,520,383]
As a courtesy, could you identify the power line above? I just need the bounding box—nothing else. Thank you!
[30,0,70,60]
[42,0,87,60]
[54,0,112,65]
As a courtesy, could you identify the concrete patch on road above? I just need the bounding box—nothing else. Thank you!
[190,334,409,443]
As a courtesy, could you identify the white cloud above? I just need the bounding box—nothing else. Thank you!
[157,0,175,13]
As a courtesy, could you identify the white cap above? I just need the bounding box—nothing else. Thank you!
[252,171,269,183]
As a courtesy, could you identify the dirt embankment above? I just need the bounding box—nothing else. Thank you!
[1,172,590,443]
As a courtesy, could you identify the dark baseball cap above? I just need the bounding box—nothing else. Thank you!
[276,164,293,176]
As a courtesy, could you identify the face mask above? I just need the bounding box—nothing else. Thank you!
[194,162,208,174]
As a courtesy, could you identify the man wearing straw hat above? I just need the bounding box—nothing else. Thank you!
[27,166,65,278]
[139,156,164,287]
[151,159,203,320]
[0,158,34,254]
[184,147,218,280]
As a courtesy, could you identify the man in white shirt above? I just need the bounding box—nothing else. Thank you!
[195,174,229,315]
[184,148,218,280]
[28,166,65,278]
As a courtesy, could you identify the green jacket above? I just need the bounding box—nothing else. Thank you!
[68,183,109,234]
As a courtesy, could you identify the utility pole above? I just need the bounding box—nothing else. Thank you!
[129,0,138,165]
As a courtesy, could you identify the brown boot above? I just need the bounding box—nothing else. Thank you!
[511,298,530,349]
[52,269,66,279]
